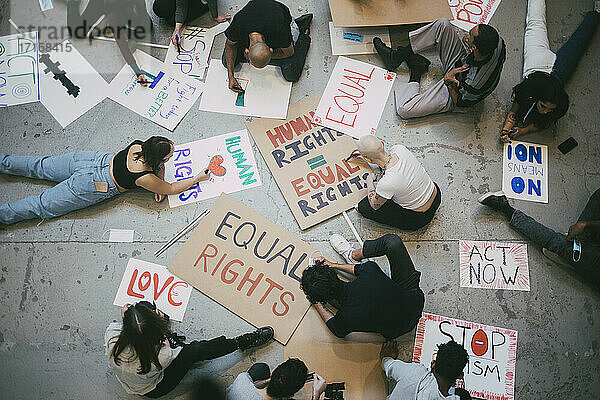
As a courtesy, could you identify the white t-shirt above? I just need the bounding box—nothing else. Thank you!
[382,358,460,400]
[105,322,182,395]
[375,145,435,210]
[226,372,313,400]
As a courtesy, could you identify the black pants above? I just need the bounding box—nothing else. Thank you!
[363,234,421,291]
[152,0,217,24]
[221,33,311,83]
[358,184,441,231]
[144,336,237,398]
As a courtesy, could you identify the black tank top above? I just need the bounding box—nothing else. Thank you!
[112,140,155,189]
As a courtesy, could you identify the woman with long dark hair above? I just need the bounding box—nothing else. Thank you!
[106,301,274,397]
[0,136,209,225]
[500,0,598,142]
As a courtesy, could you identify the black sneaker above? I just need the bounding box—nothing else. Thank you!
[373,37,398,71]
[478,191,515,218]
[235,326,274,350]
[295,13,313,35]
[407,53,431,78]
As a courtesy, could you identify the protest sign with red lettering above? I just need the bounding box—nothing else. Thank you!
[313,57,395,139]
[459,240,530,291]
[413,313,518,400]
[247,95,370,230]
[449,0,503,31]
[168,193,314,344]
[114,258,192,322]
[164,129,261,208]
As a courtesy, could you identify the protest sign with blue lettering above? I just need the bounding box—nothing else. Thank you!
[0,32,40,107]
[164,129,262,208]
[502,140,548,203]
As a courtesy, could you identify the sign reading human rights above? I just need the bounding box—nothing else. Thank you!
[247,95,371,230]
[167,193,314,344]
[313,57,395,139]
[413,313,518,400]
[502,140,548,203]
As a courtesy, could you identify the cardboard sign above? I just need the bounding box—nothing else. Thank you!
[329,23,391,56]
[313,57,395,139]
[284,308,386,400]
[413,313,518,400]
[199,60,292,119]
[168,193,314,344]
[0,32,40,107]
[459,240,530,291]
[114,258,192,322]
[449,0,503,31]
[328,0,452,28]
[108,50,203,131]
[247,95,370,230]
[164,129,262,208]
[502,141,548,203]
[39,40,108,128]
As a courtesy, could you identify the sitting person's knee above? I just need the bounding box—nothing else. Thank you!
[381,233,403,248]
[396,104,415,119]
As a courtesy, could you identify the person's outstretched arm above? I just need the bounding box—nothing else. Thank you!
[314,302,335,323]
[135,168,210,195]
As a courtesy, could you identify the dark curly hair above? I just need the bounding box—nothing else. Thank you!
[474,24,499,56]
[267,358,308,399]
[434,340,469,382]
[300,263,344,304]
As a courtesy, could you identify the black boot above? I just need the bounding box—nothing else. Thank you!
[407,53,431,83]
[235,326,274,350]
[295,13,313,35]
[373,38,412,71]
[478,191,515,219]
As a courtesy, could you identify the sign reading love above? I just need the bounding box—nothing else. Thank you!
[114,258,193,321]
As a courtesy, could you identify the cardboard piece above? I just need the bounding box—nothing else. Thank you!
[459,240,530,291]
[0,32,40,107]
[39,40,108,128]
[313,57,395,139]
[164,25,221,80]
[284,308,387,400]
[114,258,193,322]
[449,0,503,31]
[328,0,452,28]
[329,22,390,55]
[247,95,370,230]
[199,60,292,119]
[502,141,548,203]
[413,313,518,400]
[164,129,262,208]
[108,50,203,131]
[167,193,313,344]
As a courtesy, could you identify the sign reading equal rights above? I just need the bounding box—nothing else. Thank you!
[168,193,314,344]
[247,95,370,230]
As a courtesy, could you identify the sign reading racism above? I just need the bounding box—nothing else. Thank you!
[164,130,262,208]
[459,240,530,291]
[114,258,192,322]
[313,57,395,139]
[0,32,40,107]
[502,140,548,203]
[413,313,518,400]
[168,193,314,344]
[448,0,503,32]
[247,95,371,230]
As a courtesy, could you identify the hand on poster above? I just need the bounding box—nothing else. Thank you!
[312,374,327,400]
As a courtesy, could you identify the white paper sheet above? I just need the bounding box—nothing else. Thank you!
[0,32,40,107]
[448,0,503,31]
[502,140,548,203]
[328,22,390,55]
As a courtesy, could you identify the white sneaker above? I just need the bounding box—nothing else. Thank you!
[330,234,358,264]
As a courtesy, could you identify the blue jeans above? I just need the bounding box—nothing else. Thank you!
[551,11,600,86]
[0,152,120,225]
[509,189,600,291]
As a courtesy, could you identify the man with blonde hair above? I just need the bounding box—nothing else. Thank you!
[356,136,440,230]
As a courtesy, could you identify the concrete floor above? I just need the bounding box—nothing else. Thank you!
[1,0,599,399]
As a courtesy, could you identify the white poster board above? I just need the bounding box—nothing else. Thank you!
[164,129,262,208]
[449,0,503,31]
[199,60,292,119]
[328,22,390,56]
[164,24,223,80]
[313,57,395,139]
[39,40,108,128]
[0,32,40,107]
[502,141,548,203]
[413,313,518,400]
[108,50,203,131]
[114,258,192,322]
[459,240,530,291]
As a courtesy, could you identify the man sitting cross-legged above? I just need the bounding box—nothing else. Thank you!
[300,233,424,340]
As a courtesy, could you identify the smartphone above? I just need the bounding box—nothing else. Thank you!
[558,137,578,154]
